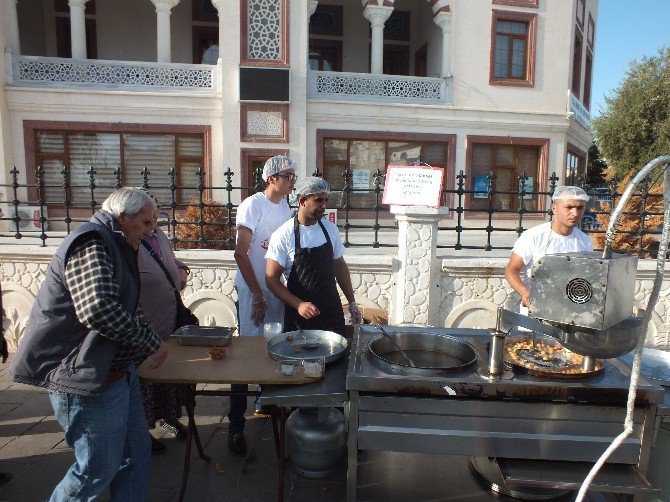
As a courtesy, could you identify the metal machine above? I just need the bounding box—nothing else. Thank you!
[345,156,670,500]
[492,251,643,375]
[345,325,663,500]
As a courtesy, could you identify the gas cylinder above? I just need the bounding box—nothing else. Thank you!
[285,407,346,478]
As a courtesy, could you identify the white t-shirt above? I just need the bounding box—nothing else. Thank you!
[512,221,593,286]
[234,192,291,291]
[266,218,344,280]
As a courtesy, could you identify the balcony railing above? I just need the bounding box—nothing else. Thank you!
[6,54,217,92]
[307,70,448,104]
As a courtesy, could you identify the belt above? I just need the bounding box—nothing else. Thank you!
[106,370,127,383]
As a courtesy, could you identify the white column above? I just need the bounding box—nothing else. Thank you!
[433,11,452,78]
[390,206,448,326]
[4,0,21,55]
[69,0,89,59]
[363,5,393,75]
[151,0,179,63]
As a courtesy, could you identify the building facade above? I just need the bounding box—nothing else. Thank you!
[3,1,634,355]
[0,0,596,222]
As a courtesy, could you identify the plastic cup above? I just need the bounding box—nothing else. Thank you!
[263,321,283,341]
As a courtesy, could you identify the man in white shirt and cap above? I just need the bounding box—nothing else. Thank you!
[229,155,296,454]
[266,177,362,336]
[505,186,593,310]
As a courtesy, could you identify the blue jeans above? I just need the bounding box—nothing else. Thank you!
[48,365,151,502]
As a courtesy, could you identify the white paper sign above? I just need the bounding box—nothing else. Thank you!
[352,169,370,190]
[382,166,444,208]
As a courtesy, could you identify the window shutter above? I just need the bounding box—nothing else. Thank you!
[68,133,121,204]
[123,134,175,203]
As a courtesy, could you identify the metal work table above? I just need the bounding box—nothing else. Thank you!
[259,333,351,498]
[260,336,350,408]
[346,325,665,501]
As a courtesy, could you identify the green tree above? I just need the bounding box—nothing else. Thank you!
[586,141,607,186]
[592,47,670,177]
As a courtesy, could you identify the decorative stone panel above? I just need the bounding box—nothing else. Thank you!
[241,103,289,143]
[241,0,288,67]
[14,56,215,89]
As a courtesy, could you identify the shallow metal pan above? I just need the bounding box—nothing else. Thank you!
[171,326,235,346]
[267,329,348,363]
[504,334,603,380]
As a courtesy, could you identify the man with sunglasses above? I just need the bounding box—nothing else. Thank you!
[230,155,296,454]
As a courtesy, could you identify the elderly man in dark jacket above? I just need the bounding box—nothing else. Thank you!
[10,187,168,501]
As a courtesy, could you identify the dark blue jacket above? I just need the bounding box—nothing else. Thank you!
[10,210,140,396]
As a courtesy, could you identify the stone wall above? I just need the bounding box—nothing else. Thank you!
[0,246,395,352]
[2,243,669,351]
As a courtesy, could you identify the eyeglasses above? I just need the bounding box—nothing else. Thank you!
[274,173,297,181]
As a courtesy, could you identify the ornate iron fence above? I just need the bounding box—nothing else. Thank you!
[0,165,663,256]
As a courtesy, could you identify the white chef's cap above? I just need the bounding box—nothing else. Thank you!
[295,177,330,197]
[552,185,590,202]
[262,155,295,182]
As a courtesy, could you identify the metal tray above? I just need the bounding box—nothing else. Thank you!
[620,348,670,386]
[171,325,235,346]
[267,329,348,363]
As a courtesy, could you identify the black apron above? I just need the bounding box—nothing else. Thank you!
[283,217,346,336]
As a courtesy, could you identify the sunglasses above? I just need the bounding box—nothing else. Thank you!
[274,173,297,181]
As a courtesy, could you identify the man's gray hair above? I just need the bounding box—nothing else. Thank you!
[101,187,153,217]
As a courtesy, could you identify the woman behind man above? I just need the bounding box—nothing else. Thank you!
[136,191,190,454]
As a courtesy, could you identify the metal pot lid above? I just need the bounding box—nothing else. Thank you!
[267,329,348,364]
[367,331,477,376]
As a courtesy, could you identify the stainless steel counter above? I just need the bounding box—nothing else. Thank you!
[259,335,351,408]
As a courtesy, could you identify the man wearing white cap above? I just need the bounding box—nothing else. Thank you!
[266,177,362,337]
[505,186,593,310]
[229,155,296,454]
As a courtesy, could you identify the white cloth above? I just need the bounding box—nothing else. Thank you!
[512,222,593,287]
[235,193,291,336]
[266,218,344,280]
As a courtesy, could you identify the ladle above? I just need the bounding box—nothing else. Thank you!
[374,324,417,367]
[294,322,320,349]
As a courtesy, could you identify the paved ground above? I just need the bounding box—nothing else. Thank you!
[0,358,347,502]
[0,357,639,502]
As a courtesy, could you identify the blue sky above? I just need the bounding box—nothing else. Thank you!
[591,0,670,117]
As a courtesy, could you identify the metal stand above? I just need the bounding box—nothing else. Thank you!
[477,330,513,380]
[581,355,597,371]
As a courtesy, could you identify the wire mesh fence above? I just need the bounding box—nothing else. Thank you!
[0,164,664,256]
